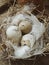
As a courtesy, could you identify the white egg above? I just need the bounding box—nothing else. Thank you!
[14,46,30,58]
[11,14,25,26]
[21,34,36,48]
[19,20,32,34]
[6,26,22,45]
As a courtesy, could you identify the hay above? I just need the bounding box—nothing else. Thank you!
[0,1,49,65]
[0,0,10,7]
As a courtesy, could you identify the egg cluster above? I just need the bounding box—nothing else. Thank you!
[6,12,45,58]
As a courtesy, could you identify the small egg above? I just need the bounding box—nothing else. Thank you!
[6,26,22,44]
[19,20,32,34]
[21,34,35,48]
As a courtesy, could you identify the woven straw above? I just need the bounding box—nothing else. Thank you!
[0,0,10,7]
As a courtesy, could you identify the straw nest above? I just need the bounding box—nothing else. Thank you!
[0,1,49,65]
[0,0,10,7]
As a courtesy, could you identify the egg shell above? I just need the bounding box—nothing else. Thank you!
[29,14,45,40]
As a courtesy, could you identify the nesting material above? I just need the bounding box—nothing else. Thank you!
[0,5,46,59]
[29,13,45,40]
[11,14,25,26]
[22,5,32,12]
[0,0,10,7]
[14,46,30,59]
[6,12,45,58]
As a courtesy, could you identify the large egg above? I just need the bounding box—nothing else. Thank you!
[6,26,22,44]
[21,34,35,48]
[19,20,32,34]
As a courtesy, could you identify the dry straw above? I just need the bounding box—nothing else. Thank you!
[0,1,49,65]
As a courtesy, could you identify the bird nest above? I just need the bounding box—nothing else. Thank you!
[0,0,10,7]
[0,2,49,65]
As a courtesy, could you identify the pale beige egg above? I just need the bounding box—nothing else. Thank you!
[21,34,36,48]
[19,20,32,34]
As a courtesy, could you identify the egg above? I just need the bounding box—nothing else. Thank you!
[21,34,36,48]
[19,20,32,34]
[11,14,25,26]
[14,46,30,58]
[6,26,22,45]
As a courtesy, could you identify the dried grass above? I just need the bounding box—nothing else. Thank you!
[0,1,49,65]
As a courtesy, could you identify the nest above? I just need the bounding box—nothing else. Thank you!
[0,1,49,65]
[0,0,10,7]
